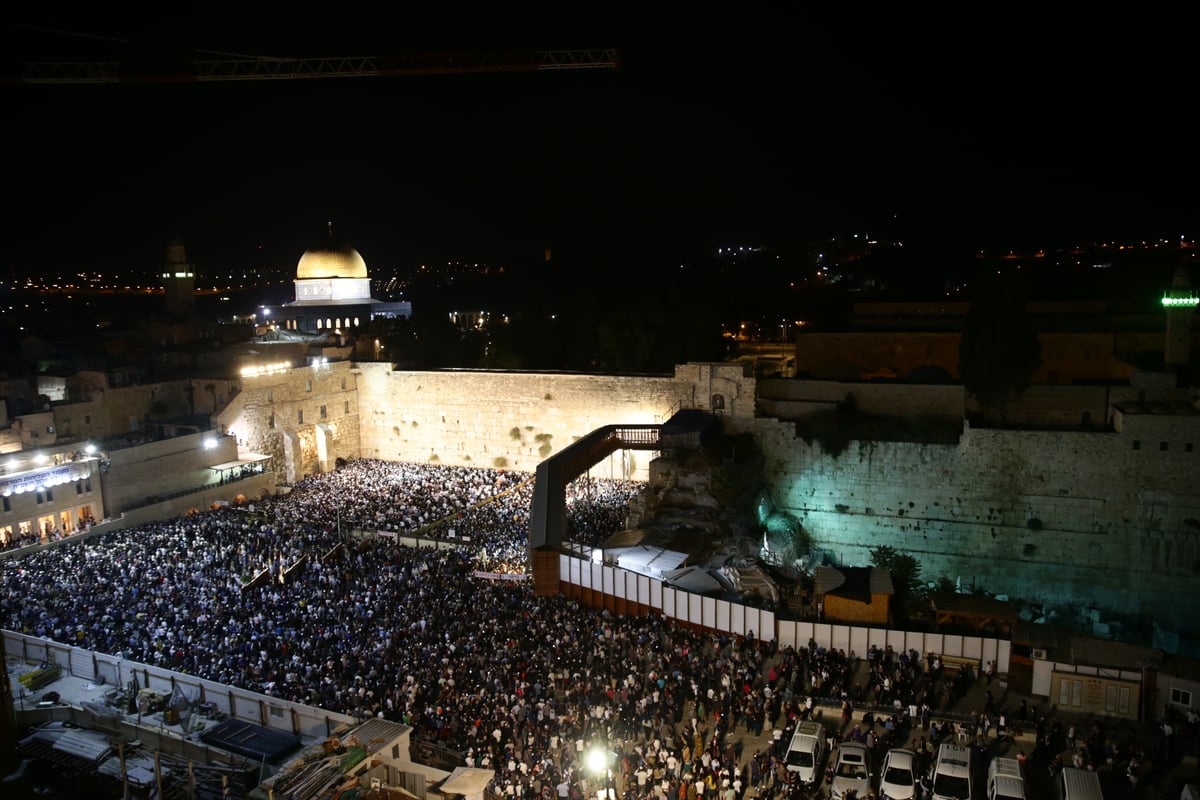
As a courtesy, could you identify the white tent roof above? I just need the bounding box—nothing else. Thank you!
[610,545,689,579]
[439,767,498,797]
[662,566,723,594]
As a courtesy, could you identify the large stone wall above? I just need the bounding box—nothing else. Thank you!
[45,376,242,445]
[218,360,361,483]
[208,358,1199,632]
[735,409,1200,628]
[757,379,966,421]
[103,431,241,514]
[352,363,716,478]
[218,362,754,483]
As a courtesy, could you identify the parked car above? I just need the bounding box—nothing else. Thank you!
[1054,767,1104,800]
[880,748,919,800]
[987,757,1026,800]
[932,743,974,800]
[785,721,829,785]
[831,742,872,800]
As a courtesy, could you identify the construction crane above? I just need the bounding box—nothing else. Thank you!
[14,48,621,84]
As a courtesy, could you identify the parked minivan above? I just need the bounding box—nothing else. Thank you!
[987,757,1026,800]
[1055,767,1105,800]
[931,743,973,800]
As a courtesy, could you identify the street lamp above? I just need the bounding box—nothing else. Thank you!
[586,745,616,800]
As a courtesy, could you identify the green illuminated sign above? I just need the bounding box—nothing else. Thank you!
[1162,295,1199,307]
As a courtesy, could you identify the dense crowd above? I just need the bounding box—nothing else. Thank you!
[3,458,1190,800]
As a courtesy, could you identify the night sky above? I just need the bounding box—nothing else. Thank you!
[3,13,1197,277]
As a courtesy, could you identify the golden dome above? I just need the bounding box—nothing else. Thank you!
[296,244,368,280]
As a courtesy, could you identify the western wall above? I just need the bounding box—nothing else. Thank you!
[224,359,1199,633]
[350,362,754,479]
[738,411,1200,631]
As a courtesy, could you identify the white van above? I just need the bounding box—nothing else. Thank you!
[987,757,1026,800]
[784,720,828,785]
[931,743,973,800]
[1055,767,1104,800]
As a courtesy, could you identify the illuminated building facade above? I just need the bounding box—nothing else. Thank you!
[0,445,105,548]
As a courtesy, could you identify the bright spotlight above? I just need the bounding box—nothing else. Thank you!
[585,747,607,776]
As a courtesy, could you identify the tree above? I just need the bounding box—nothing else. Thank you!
[958,272,1042,423]
[870,545,924,622]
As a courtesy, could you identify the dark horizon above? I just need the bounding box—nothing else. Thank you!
[4,16,1197,279]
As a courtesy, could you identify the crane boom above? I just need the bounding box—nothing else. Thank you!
[15,49,621,85]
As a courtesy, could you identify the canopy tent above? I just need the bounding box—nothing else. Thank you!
[662,565,724,595]
[437,767,499,799]
[208,453,272,472]
[608,545,689,580]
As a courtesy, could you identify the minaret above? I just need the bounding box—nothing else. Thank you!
[1162,263,1197,367]
[161,239,196,317]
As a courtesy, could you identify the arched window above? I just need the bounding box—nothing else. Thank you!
[326,318,333,329]
[316,319,322,330]
[353,317,360,326]
[712,394,726,414]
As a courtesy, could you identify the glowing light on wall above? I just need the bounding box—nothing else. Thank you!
[240,362,291,377]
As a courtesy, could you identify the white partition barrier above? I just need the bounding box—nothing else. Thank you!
[777,619,799,651]
[717,599,731,634]
[68,647,96,682]
[13,635,57,665]
[4,630,356,742]
[687,594,703,627]
[925,633,945,658]
[637,574,652,606]
[943,634,964,658]
[556,555,1011,674]
[662,585,678,619]
[850,626,871,658]
[750,608,774,643]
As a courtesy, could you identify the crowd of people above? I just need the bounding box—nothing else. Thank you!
[1,457,1192,800]
[0,458,842,800]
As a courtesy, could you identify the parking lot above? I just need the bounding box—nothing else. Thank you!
[656,655,1195,800]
